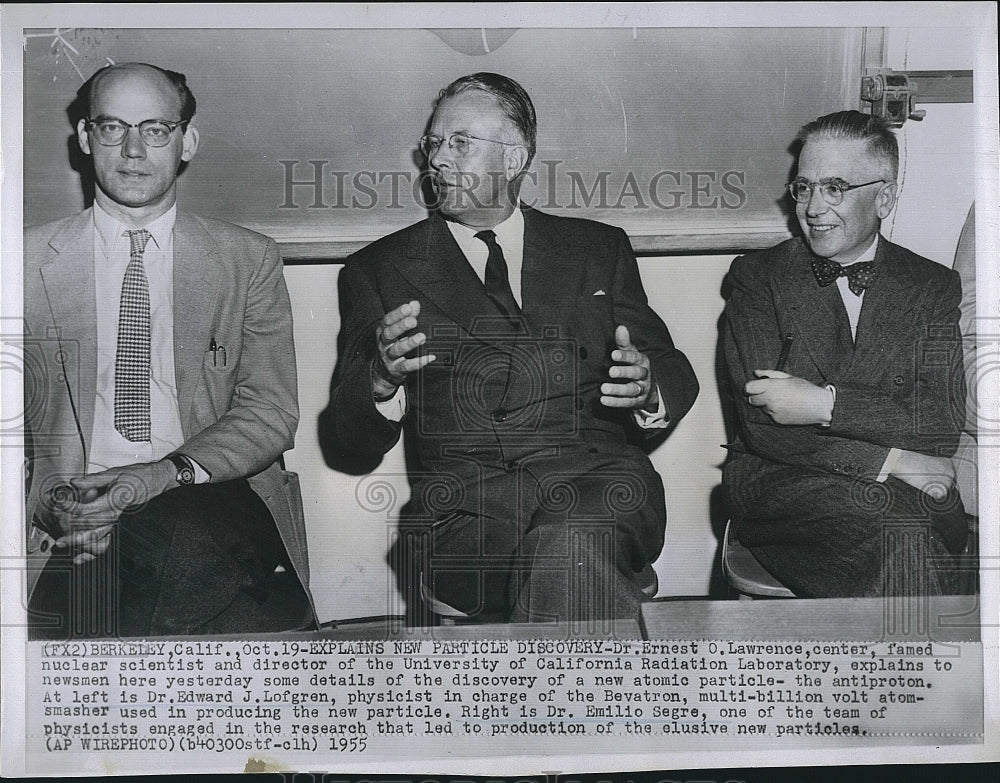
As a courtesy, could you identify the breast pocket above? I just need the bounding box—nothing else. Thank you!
[203,345,232,373]
[199,344,238,420]
[576,292,613,320]
[572,293,615,343]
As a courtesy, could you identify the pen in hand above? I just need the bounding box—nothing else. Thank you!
[775,334,794,372]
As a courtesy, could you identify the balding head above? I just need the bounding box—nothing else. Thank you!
[85,63,196,124]
[77,62,200,224]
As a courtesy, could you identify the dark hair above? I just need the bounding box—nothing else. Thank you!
[81,62,197,123]
[798,110,898,181]
[436,72,536,165]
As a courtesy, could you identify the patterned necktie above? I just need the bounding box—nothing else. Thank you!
[810,256,876,296]
[114,229,152,442]
[474,230,522,319]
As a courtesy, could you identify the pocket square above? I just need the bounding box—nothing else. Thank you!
[593,289,606,296]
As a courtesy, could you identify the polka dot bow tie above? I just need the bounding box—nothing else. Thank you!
[810,257,876,296]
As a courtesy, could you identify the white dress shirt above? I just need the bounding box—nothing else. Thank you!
[89,204,207,479]
[834,234,879,340]
[444,206,527,307]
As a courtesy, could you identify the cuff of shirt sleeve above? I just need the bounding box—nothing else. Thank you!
[819,384,836,428]
[188,457,211,484]
[633,384,669,429]
[877,448,902,483]
[375,385,407,422]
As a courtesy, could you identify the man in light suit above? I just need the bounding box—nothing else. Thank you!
[321,73,698,624]
[24,63,312,637]
[722,111,971,597]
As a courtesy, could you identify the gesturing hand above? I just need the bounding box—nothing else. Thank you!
[745,369,834,426]
[373,300,436,401]
[601,325,659,411]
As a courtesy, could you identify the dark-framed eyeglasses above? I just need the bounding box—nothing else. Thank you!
[85,116,189,148]
[787,177,886,206]
[419,132,523,158]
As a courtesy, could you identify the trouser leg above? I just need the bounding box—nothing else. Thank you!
[28,480,301,638]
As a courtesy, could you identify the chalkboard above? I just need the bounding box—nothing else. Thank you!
[23,27,864,258]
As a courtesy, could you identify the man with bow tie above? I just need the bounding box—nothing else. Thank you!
[722,110,972,597]
[321,73,698,624]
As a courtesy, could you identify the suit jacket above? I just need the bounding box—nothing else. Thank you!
[722,236,966,518]
[23,208,311,603]
[321,206,699,565]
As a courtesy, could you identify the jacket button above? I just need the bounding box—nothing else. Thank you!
[893,375,904,386]
[492,408,507,423]
[505,460,517,472]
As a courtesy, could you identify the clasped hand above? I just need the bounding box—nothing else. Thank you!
[36,461,173,564]
[745,369,833,426]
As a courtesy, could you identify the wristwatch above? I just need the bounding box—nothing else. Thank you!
[166,453,197,486]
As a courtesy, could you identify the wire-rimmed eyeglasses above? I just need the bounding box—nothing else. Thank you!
[787,177,886,206]
[419,132,523,158]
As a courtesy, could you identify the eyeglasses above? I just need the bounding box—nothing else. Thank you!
[787,177,886,206]
[85,116,189,148]
[419,132,522,158]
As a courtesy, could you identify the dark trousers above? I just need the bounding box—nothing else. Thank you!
[404,448,662,625]
[28,480,308,639]
[728,465,975,597]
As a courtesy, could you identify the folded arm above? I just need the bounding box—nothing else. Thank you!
[724,254,965,494]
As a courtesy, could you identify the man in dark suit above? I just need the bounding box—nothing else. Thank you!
[321,73,698,624]
[24,63,313,637]
[722,110,971,597]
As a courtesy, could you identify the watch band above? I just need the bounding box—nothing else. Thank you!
[166,453,197,485]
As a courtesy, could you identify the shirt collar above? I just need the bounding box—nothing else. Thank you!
[445,205,524,246]
[93,202,177,255]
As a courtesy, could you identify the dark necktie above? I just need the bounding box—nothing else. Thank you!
[810,256,876,296]
[474,230,521,319]
[114,229,152,442]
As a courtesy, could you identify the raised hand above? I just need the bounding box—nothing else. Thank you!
[372,300,437,401]
[601,325,658,411]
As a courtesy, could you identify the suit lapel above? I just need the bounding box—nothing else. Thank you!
[777,240,855,382]
[392,215,516,343]
[847,238,919,376]
[173,212,221,430]
[391,208,585,342]
[520,207,582,331]
[39,210,99,459]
